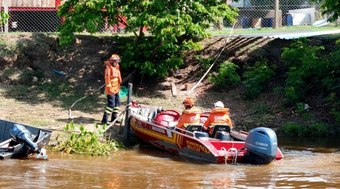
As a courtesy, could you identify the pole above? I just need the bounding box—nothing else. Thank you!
[3,0,9,33]
[0,0,2,32]
[124,83,133,142]
[274,0,280,29]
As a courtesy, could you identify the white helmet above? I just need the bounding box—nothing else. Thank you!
[214,101,224,108]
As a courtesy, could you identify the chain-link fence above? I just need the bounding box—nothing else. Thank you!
[0,0,61,32]
[228,0,322,29]
[0,0,328,33]
[7,9,60,32]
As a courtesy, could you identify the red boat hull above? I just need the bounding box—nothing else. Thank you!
[129,114,283,164]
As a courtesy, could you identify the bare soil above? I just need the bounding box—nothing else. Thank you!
[0,33,336,136]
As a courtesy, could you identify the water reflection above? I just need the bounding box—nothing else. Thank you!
[279,136,340,153]
[0,139,340,188]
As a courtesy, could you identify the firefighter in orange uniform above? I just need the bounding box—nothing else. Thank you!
[177,97,201,130]
[101,54,122,125]
[204,101,233,135]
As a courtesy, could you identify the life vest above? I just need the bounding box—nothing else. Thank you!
[105,65,122,95]
[204,108,233,129]
[177,108,201,129]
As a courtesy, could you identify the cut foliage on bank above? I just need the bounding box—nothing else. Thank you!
[52,122,121,156]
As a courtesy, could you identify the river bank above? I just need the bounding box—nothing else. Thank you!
[1,33,339,137]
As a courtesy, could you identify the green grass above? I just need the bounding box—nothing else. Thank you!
[76,25,340,37]
[208,25,340,36]
[1,25,338,44]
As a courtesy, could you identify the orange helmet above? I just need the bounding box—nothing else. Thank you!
[109,54,120,62]
[183,97,194,107]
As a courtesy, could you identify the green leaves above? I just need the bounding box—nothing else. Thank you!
[242,60,274,99]
[281,39,326,105]
[209,61,241,88]
[0,10,9,23]
[312,0,340,22]
[53,121,121,156]
[0,10,10,32]
[280,122,330,137]
[281,39,340,126]
[57,0,238,77]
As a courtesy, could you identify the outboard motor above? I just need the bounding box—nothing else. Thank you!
[10,124,39,152]
[245,127,278,164]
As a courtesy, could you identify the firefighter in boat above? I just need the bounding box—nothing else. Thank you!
[177,97,201,130]
[204,101,233,136]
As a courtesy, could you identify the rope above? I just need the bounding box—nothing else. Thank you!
[105,107,127,131]
[228,147,238,164]
[220,136,240,164]
[220,147,228,164]
[102,103,132,139]
[109,111,126,138]
[68,84,105,119]
[188,22,237,95]
[46,128,80,133]
[222,147,238,164]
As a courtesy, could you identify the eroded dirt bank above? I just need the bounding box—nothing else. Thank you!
[0,33,337,133]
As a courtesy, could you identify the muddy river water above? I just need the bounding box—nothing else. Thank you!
[1,137,340,189]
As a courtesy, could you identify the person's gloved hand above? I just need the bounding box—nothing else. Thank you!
[109,88,116,94]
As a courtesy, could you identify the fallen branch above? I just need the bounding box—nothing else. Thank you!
[171,82,178,96]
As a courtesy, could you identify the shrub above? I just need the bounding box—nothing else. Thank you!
[242,59,274,99]
[280,122,331,137]
[307,123,329,137]
[280,122,304,136]
[281,39,324,105]
[209,61,240,88]
[282,39,340,126]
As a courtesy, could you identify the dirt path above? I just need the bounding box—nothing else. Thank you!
[0,84,103,130]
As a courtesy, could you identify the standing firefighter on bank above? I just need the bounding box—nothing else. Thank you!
[101,54,122,125]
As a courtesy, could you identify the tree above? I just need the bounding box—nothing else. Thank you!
[58,0,238,77]
[0,11,9,32]
[314,0,340,22]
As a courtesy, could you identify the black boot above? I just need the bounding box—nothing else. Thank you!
[101,113,109,125]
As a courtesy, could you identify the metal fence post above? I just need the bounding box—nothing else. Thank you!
[274,0,280,29]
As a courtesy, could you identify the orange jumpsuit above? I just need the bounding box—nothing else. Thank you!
[177,108,201,130]
[204,108,233,135]
[101,61,122,124]
[104,61,122,95]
